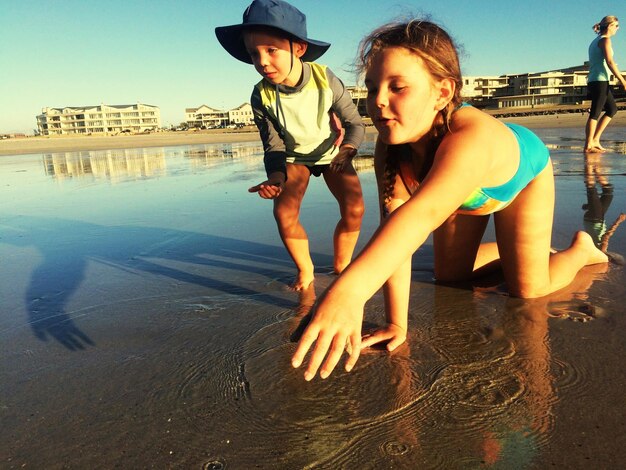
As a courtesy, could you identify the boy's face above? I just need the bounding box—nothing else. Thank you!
[243,30,307,87]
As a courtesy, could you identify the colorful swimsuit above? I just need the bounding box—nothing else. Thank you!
[398,122,550,216]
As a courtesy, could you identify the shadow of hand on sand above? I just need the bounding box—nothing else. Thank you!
[5,215,332,350]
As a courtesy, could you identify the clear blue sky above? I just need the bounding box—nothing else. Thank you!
[0,0,623,134]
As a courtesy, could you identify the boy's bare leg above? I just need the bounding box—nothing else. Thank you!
[323,163,365,273]
[274,164,315,290]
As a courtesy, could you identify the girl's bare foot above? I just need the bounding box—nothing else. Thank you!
[584,145,606,153]
[574,231,609,265]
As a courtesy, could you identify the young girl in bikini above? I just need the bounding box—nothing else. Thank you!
[292,19,609,381]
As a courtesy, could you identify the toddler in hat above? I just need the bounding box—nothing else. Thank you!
[216,0,365,291]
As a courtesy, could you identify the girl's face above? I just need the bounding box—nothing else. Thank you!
[243,30,306,87]
[606,21,619,37]
[365,47,448,149]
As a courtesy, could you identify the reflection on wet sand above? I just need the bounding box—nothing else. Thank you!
[42,148,167,182]
[582,151,626,254]
[1,127,625,468]
[544,137,626,155]
[215,259,611,468]
[184,142,263,161]
[40,142,267,182]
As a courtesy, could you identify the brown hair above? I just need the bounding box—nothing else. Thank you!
[593,16,618,34]
[356,19,463,208]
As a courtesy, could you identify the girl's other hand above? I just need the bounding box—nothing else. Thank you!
[360,323,407,351]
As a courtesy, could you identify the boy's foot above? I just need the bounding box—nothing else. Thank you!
[290,270,315,291]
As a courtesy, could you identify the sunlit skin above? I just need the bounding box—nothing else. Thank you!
[291,46,608,381]
[364,47,443,155]
[243,29,364,290]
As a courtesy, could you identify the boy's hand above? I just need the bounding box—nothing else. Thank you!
[248,173,285,199]
[329,146,357,173]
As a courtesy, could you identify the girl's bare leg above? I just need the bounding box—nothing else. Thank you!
[433,213,491,281]
[494,161,607,298]
[323,163,364,274]
[584,117,599,151]
[274,164,314,290]
[591,114,612,151]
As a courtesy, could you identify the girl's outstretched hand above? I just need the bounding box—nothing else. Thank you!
[360,323,407,351]
[291,290,365,381]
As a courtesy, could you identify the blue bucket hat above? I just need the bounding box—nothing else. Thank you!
[215,0,330,64]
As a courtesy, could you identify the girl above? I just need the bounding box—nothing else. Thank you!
[292,20,609,381]
[585,15,626,152]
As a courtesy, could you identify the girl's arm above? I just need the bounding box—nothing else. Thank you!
[601,37,626,89]
[361,138,411,350]
[292,113,501,380]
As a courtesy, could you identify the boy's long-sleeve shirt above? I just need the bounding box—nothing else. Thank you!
[251,62,365,178]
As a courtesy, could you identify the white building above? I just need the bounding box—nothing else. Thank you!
[461,76,509,100]
[463,64,625,109]
[185,103,253,129]
[228,103,254,125]
[37,103,161,135]
[185,105,228,129]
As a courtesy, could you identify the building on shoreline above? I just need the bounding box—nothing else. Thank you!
[347,63,625,114]
[462,65,591,109]
[185,105,228,129]
[36,104,161,136]
[185,103,253,129]
[463,64,625,110]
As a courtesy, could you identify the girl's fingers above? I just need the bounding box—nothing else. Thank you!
[360,331,389,349]
[387,336,405,351]
[303,332,334,381]
[319,334,349,379]
[345,333,362,372]
[291,325,320,369]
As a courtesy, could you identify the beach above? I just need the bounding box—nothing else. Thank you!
[4,112,626,157]
[1,118,625,468]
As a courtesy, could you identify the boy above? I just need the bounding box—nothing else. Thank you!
[215,0,365,290]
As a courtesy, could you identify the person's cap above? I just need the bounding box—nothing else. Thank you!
[215,0,330,64]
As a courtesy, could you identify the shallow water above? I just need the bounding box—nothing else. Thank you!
[1,127,625,468]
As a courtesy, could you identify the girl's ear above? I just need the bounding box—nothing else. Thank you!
[293,41,308,58]
[435,78,455,110]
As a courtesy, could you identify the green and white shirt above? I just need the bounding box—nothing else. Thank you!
[251,62,365,177]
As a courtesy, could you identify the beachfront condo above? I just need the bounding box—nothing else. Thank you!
[36,103,161,136]
[185,103,254,129]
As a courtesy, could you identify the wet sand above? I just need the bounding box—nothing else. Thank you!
[1,128,625,468]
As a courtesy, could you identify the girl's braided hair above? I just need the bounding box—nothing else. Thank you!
[356,20,463,208]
